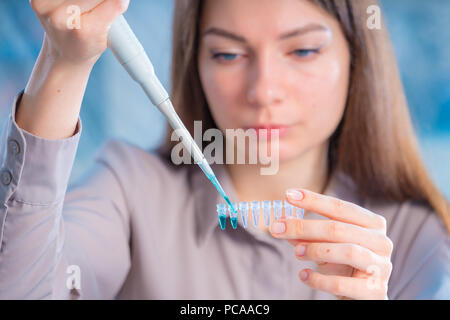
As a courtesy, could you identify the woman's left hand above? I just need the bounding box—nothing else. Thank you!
[270,188,394,300]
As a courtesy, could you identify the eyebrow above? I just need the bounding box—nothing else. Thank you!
[202,23,329,43]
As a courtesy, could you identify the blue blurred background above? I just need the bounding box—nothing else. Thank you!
[0,0,449,198]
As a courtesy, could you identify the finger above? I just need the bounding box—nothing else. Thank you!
[271,218,393,257]
[294,242,393,279]
[299,269,388,300]
[315,262,353,277]
[30,0,103,16]
[30,0,65,16]
[287,239,315,246]
[64,0,106,13]
[38,0,108,31]
[285,189,386,231]
[83,0,130,29]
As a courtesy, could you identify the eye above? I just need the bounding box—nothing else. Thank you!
[292,48,321,58]
[211,52,240,62]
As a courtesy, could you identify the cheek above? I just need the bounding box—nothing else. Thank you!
[199,62,244,128]
[296,56,349,137]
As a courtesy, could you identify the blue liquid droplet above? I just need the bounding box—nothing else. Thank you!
[218,214,227,230]
[231,217,238,229]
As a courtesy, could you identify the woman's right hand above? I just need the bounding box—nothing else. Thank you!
[16,0,129,139]
[30,0,129,65]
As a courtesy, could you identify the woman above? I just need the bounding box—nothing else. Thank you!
[0,0,448,299]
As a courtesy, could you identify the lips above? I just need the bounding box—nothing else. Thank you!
[245,125,291,138]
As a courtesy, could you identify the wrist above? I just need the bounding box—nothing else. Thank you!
[41,34,98,72]
[17,43,94,139]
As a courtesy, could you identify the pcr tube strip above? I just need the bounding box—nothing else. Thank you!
[216,200,305,230]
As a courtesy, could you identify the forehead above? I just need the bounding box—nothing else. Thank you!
[199,0,334,37]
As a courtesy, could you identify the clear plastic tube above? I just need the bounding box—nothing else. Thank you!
[229,202,239,229]
[296,206,305,219]
[262,200,272,227]
[250,201,260,227]
[216,204,227,230]
[273,200,283,221]
[284,200,293,218]
[239,202,249,229]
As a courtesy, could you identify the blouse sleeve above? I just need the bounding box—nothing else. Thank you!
[389,209,450,299]
[0,91,131,299]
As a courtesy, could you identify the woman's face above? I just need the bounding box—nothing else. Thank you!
[198,0,351,163]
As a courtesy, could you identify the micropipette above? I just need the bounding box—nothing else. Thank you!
[107,15,237,214]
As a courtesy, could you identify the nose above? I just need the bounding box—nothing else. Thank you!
[246,52,285,107]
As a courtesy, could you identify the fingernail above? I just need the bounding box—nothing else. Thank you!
[286,189,304,201]
[295,245,306,257]
[270,221,286,234]
[300,270,309,281]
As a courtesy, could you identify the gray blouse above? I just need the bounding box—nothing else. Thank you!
[0,91,448,299]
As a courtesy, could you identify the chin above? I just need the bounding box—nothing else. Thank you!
[255,138,305,164]
[277,144,305,163]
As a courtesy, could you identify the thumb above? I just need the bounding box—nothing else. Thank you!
[84,0,130,31]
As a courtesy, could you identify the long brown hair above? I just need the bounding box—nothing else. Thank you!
[157,0,450,233]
